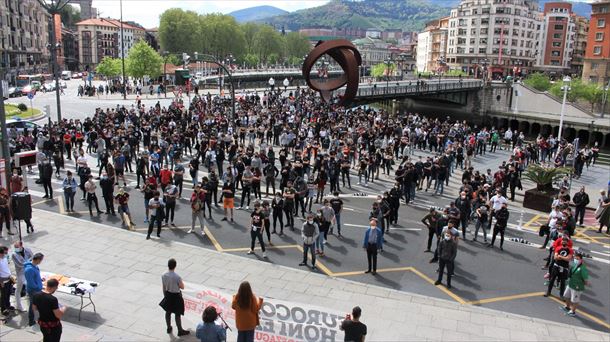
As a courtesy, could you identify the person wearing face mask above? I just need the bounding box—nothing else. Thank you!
[85,175,103,216]
[39,157,53,199]
[11,241,33,312]
[488,202,509,250]
[434,230,458,289]
[300,212,320,270]
[248,203,267,258]
[0,246,13,316]
[544,237,573,298]
[271,192,284,235]
[562,251,590,317]
[62,171,78,213]
[389,183,401,226]
[362,219,383,275]
[147,191,165,240]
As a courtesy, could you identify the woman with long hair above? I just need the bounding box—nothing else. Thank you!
[231,281,263,342]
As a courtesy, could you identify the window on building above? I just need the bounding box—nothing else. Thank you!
[551,60,560,66]
[470,38,476,44]
[596,32,604,41]
[551,50,560,57]
[552,41,561,47]
[593,46,602,54]
[591,62,599,70]
[554,24,564,30]
[469,48,475,53]
[553,33,562,39]
[598,19,606,28]
[479,48,487,53]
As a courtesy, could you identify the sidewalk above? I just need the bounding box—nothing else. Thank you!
[1,210,608,341]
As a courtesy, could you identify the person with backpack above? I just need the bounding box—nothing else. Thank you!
[189,184,206,236]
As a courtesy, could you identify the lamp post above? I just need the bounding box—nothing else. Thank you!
[37,0,71,122]
[119,0,126,100]
[385,57,393,88]
[557,75,571,146]
[601,80,609,118]
[283,77,289,94]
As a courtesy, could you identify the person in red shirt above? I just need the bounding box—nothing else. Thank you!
[159,165,173,193]
[63,132,72,160]
[114,188,135,230]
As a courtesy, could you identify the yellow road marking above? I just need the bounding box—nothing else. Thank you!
[410,267,467,305]
[467,292,545,305]
[294,245,334,276]
[31,197,55,207]
[57,195,65,214]
[547,295,610,331]
[222,244,299,253]
[204,226,224,252]
[523,214,541,229]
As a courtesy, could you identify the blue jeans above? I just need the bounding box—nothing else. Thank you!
[28,291,37,325]
[434,180,444,195]
[237,329,255,342]
[316,233,325,253]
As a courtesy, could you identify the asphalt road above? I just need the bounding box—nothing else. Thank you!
[19,149,610,332]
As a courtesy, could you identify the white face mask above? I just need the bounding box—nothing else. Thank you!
[307,219,313,224]
[444,235,451,240]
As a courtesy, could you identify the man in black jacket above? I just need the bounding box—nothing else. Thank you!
[572,187,590,227]
[39,158,53,199]
[434,230,458,289]
[489,203,510,250]
[454,191,471,239]
[99,172,115,215]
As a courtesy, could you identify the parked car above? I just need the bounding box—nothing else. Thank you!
[42,83,55,92]
[6,118,40,133]
[61,70,72,80]
[8,86,23,97]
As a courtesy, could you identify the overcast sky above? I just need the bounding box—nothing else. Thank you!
[83,0,329,28]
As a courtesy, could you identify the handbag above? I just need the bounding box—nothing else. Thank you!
[538,224,549,237]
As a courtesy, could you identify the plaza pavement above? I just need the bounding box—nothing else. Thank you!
[0,209,608,342]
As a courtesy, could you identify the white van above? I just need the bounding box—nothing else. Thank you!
[61,71,72,80]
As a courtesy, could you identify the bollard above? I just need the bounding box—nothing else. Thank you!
[517,210,524,230]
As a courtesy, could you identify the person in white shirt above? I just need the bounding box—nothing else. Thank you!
[0,246,12,315]
[488,189,508,231]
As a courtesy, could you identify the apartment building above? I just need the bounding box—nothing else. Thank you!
[0,0,50,84]
[572,15,589,75]
[535,2,576,74]
[582,0,610,85]
[416,17,449,73]
[76,18,145,71]
[445,0,541,79]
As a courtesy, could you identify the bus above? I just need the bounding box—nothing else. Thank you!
[15,74,43,89]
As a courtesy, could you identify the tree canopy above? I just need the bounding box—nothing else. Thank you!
[158,8,312,65]
[126,41,163,79]
[95,57,122,78]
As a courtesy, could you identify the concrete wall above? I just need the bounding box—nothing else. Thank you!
[511,83,594,118]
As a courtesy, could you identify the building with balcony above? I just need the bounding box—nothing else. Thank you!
[0,0,51,84]
[535,2,577,74]
[416,17,449,73]
[445,0,541,79]
[76,18,146,71]
[582,0,610,86]
[572,15,589,75]
[352,36,393,67]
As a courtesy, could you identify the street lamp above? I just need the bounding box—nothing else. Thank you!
[557,75,571,146]
[37,0,71,122]
[268,77,275,91]
[601,80,609,118]
[283,77,289,93]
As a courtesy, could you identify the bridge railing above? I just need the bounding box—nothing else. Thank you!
[338,79,483,98]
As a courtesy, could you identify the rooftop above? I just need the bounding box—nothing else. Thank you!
[76,18,145,31]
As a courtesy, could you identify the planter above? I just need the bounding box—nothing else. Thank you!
[523,188,559,213]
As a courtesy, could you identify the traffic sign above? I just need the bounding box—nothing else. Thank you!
[27,92,34,100]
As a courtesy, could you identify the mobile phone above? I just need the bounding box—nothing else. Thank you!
[346,314,351,320]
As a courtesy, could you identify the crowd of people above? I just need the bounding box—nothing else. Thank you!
[0,84,608,340]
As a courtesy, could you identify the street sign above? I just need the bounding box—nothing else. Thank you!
[27,92,34,100]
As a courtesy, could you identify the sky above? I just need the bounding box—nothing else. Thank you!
[84,0,330,28]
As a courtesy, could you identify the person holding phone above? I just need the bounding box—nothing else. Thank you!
[340,306,367,342]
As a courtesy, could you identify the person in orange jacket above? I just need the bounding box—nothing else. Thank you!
[231,281,262,342]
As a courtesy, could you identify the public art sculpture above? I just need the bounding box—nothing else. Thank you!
[302,39,362,106]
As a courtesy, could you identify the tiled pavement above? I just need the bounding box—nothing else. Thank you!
[0,210,608,342]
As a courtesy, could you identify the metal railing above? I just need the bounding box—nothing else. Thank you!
[337,79,483,98]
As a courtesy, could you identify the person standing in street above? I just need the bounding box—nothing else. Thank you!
[489,202,510,250]
[189,184,206,236]
[300,212,319,270]
[146,191,165,240]
[85,175,103,216]
[329,192,344,237]
[115,188,136,230]
[562,250,590,317]
[160,258,190,336]
[363,219,383,275]
[99,172,115,215]
[39,157,53,199]
[11,241,33,312]
[435,231,458,289]
[24,252,44,326]
[232,281,263,342]
[572,187,590,227]
[32,278,65,342]
[544,237,572,298]
[221,181,235,223]
[421,207,440,252]
[340,306,367,342]
[247,203,267,258]
[62,171,77,213]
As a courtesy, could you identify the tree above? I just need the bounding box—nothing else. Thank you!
[524,73,551,92]
[202,14,245,58]
[126,41,163,79]
[371,62,395,77]
[242,54,260,68]
[445,69,467,77]
[284,32,311,60]
[166,55,182,66]
[242,22,261,55]
[96,57,122,78]
[159,9,200,54]
[253,25,283,64]
[59,4,80,29]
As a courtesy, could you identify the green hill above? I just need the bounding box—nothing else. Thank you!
[263,0,451,32]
